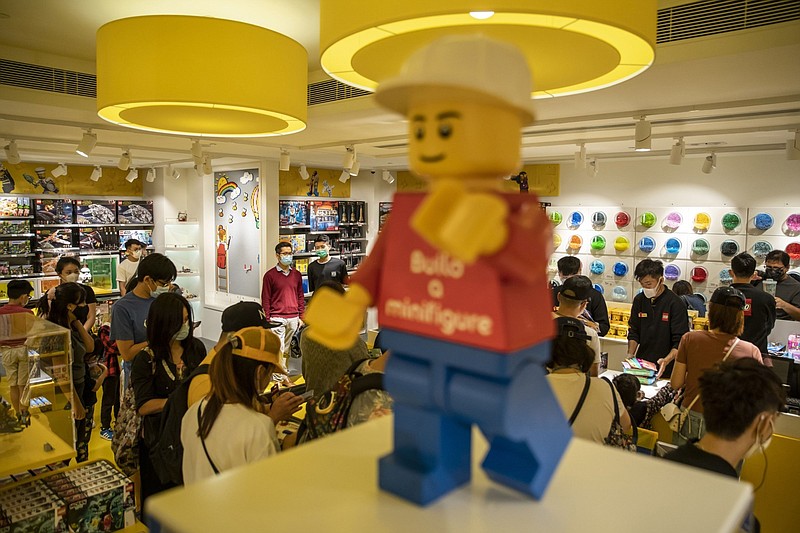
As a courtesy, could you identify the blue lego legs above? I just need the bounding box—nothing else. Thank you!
[378,330,571,505]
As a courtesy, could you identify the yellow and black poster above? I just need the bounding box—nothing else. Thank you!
[279,166,351,198]
[396,164,559,196]
[0,161,144,196]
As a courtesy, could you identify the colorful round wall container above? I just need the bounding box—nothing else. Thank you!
[751,240,772,259]
[553,233,562,249]
[568,234,583,251]
[691,238,710,255]
[664,264,681,281]
[663,212,682,230]
[567,211,584,229]
[721,212,741,231]
[612,286,628,301]
[638,236,656,253]
[613,262,629,277]
[719,268,733,284]
[614,236,630,252]
[591,211,607,228]
[594,284,604,295]
[785,214,800,235]
[665,238,681,255]
[590,235,607,251]
[691,266,709,282]
[720,239,739,257]
[590,260,605,275]
[615,211,631,228]
[786,242,800,261]
[753,212,773,231]
[640,211,656,228]
[549,211,562,225]
[694,212,711,231]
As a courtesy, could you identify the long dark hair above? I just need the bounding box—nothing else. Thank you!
[146,292,194,362]
[38,282,85,328]
[198,343,275,439]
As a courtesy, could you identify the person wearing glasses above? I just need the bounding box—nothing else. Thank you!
[261,242,305,371]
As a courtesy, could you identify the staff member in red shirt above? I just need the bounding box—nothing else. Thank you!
[261,242,305,371]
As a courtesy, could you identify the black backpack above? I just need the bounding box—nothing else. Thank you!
[150,364,209,486]
[297,359,384,443]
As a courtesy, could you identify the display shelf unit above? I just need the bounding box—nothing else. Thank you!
[164,219,203,324]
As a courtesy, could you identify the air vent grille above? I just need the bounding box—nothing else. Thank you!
[307,79,370,106]
[0,58,96,97]
[657,0,800,43]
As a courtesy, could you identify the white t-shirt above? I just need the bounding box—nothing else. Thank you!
[181,400,280,484]
[547,373,624,444]
[116,258,140,288]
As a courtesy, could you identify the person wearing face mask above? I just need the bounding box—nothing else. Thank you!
[110,253,177,391]
[758,250,800,321]
[0,280,35,428]
[551,256,610,337]
[261,242,305,371]
[627,259,690,379]
[729,253,776,360]
[665,358,785,533]
[53,256,98,333]
[307,235,349,293]
[553,276,602,376]
[116,239,144,296]
[181,327,303,484]
[131,292,205,511]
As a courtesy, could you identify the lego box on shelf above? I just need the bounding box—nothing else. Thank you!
[0,196,31,217]
[279,200,309,226]
[75,199,117,225]
[34,199,73,225]
[116,200,153,225]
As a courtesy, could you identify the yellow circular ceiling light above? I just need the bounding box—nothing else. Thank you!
[320,0,656,98]
[97,16,307,137]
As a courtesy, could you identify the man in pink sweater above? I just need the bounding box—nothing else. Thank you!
[261,242,305,371]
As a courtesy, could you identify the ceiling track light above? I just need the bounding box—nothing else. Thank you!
[573,143,586,169]
[202,154,213,176]
[299,164,309,180]
[702,153,717,174]
[787,131,800,161]
[382,170,395,184]
[89,166,102,182]
[126,168,138,183]
[587,159,599,177]
[146,168,156,183]
[342,145,355,170]
[339,169,350,183]
[4,140,21,164]
[669,137,685,165]
[634,116,652,152]
[349,159,361,176]
[51,163,68,178]
[168,166,181,180]
[191,140,204,164]
[279,149,291,171]
[118,150,131,171]
[75,130,97,157]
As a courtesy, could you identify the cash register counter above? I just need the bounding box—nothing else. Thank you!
[147,416,750,533]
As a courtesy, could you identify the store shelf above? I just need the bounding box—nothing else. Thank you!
[32,223,154,228]
[0,233,35,238]
[165,244,199,249]
[177,270,200,276]
[0,273,46,280]
[279,224,311,229]
[308,230,340,235]
[165,218,199,225]
[0,418,76,477]
[0,253,35,258]
[339,238,368,242]
[339,222,367,226]
[0,215,33,220]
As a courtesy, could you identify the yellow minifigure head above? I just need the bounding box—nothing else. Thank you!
[376,35,535,182]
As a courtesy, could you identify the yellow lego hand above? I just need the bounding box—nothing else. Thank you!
[412,180,508,263]
[303,284,371,351]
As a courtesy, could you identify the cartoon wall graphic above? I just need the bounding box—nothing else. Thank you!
[0,161,143,195]
[278,166,351,198]
[213,169,260,298]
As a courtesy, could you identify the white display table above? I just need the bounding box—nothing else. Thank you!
[147,415,750,533]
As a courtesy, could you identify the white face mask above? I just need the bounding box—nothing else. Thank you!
[63,272,80,283]
[132,249,142,259]
[642,278,662,298]
[744,416,774,459]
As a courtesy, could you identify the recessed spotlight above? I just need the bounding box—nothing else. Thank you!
[469,11,495,20]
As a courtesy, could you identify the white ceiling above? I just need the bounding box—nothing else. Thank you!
[0,0,799,173]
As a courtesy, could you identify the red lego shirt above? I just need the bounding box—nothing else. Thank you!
[353,192,553,353]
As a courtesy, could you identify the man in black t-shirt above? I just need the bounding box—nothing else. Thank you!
[551,256,610,336]
[307,235,349,292]
[729,253,776,359]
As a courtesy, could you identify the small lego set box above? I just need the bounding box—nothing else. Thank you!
[75,200,117,225]
[0,220,31,235]
[35,228,75,251]
[118,229,152,250]
[279,234,306,254]
[0,196,31,217]
[79,227,119,252]
[295,258,309,274]
[34,199,73,225]
[279,200,309,226]
[116,200,153,225]
[310,201,339,231]
[0,480,67,533]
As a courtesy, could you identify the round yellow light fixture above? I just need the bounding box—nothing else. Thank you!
[97,16,307,137]
[320,0,656,98]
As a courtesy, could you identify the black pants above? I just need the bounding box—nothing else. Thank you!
[138,439,176,520]
[100,375,120,429]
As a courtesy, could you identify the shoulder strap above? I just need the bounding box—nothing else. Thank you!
[197,401,220,475]
[601,377,621,424]
[568,374,592,426]
[723,338,740,362]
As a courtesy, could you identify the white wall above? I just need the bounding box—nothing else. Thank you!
[542,152,800,207]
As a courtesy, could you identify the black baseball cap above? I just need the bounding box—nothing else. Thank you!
[560,275,592,301]
[555,316,591,342]
[7,279,34,299]
[709,286,746,310]
[221,302,278,332]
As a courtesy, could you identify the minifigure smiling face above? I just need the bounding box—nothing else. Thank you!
[407,98,522,182]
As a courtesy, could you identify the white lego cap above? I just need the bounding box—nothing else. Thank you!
[375,35,535,125]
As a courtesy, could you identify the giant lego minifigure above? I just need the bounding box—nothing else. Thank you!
[304,35,571,505]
